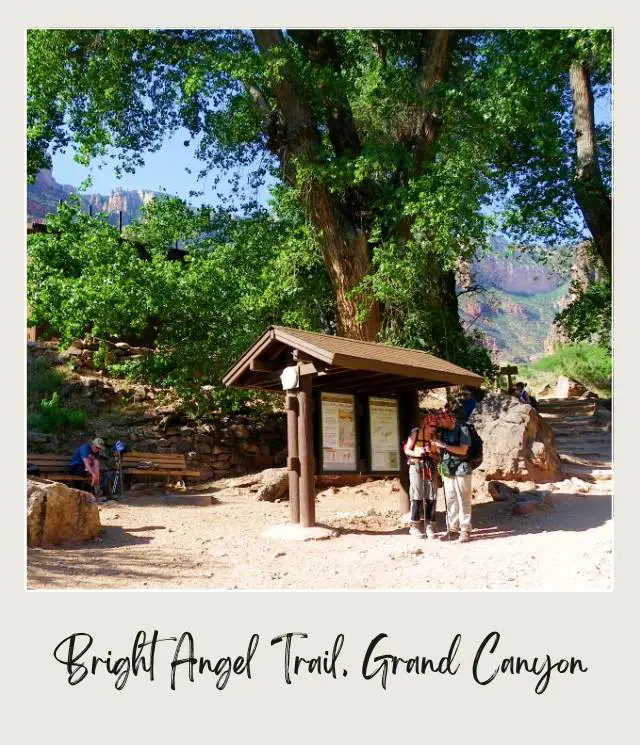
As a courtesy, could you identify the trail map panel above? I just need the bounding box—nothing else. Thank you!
[369,397,401,472]
[320,392,357,471]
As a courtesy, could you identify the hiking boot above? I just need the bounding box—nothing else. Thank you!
[458,529,472,543]
[409,521,425,538]
[439,530,459,542]
[425,522,437,539]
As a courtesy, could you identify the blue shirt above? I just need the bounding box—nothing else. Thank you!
[440,423,472,476]
[71,443,92,467]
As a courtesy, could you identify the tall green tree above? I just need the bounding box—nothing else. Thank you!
[474,30,611,275]
[27,29,611,357]
[28,196,336,409]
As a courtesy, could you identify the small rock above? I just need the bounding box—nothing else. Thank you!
[487,481,519,502]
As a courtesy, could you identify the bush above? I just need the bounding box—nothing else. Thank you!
[27,392,88,433]
[28,358,63,407]
[555,279,611,350]
[527,344,612,397]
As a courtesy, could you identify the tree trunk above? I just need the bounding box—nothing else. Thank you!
[569,62,612,277]
[253,30,382,341]
[437,269,465,358]
[307,184,381,340]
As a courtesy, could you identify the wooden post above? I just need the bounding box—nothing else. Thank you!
[398,388,420,513]
[500,365,518,393]
[119,211,123,233]
[286,392,300,524]
[297,373,315,527]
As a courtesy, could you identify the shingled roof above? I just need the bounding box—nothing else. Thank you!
[223,326,484,395]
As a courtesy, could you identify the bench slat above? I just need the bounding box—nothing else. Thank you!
[125,469,201,477]
[123,457,188,467]
[28,457,72,462]
[123,453,187,461]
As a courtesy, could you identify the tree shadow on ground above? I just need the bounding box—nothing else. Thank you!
[26,520,224,588]
[109,493,222,506]
[317,522,408,537]
[458,492,612,542]
[320,492,612,540]
[32,525,154,551]
[27,546,221,588]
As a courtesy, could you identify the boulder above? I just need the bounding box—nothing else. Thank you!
[469,393,563,483]
[487,481,519,502]
[555,375,588,399]
[27,480,101,547]
[253,467,289,502]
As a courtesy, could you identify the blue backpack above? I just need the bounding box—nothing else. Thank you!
[465,423,484,469]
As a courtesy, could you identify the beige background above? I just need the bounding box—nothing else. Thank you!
[2,3,637,742]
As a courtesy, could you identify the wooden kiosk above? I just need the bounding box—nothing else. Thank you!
[223,327,483,530]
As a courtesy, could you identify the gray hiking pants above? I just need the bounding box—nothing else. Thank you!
[409,463,436,522]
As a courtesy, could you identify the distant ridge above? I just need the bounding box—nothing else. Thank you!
[27,168,158,227]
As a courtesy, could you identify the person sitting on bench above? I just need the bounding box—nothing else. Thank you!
[70,438,105,491]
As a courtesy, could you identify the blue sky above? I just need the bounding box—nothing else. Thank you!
[51,90,612,209]
[51,129,274,208]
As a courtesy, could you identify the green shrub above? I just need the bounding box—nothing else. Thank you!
[28,358,63,406]
[28,391,88,433]
[555,280,611,350]
[528,343,612,397]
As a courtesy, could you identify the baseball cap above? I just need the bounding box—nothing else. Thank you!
[91,438,105,450]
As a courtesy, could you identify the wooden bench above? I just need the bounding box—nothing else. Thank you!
[26,454,88,484]
[120,452,200,483]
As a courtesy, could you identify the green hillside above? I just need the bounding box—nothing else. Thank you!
[460,281,571,364]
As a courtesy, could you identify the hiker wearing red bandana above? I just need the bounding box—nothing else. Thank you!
[431,409,475,543]
[403,412,439,539]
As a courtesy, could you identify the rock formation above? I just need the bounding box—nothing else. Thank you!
[469,393,563,484]
[27,479,101,546]
[27,168,158,227]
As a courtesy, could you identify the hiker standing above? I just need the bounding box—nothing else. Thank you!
[431,410,477,543]
[461,387,478,421]
[403,414,439,539]
[515,381,531,405]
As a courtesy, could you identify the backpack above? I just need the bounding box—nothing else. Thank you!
[465,423,484,470]
[440,423,484,476]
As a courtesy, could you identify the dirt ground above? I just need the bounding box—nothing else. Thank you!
[27,474,613,591]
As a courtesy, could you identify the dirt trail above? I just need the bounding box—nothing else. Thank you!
[27,398,613,591]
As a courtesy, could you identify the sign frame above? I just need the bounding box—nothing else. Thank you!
[318,391,359,473]
[367,395,402,474]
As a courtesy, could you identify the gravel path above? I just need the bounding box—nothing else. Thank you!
[27,476,612,591]
[27,396,613,591]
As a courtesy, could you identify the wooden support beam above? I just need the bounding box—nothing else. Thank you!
[298,361,318,376]
[297,373,316,528]
[250,359,283,373]
[397,389,419,514]
[286,392,300,523]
